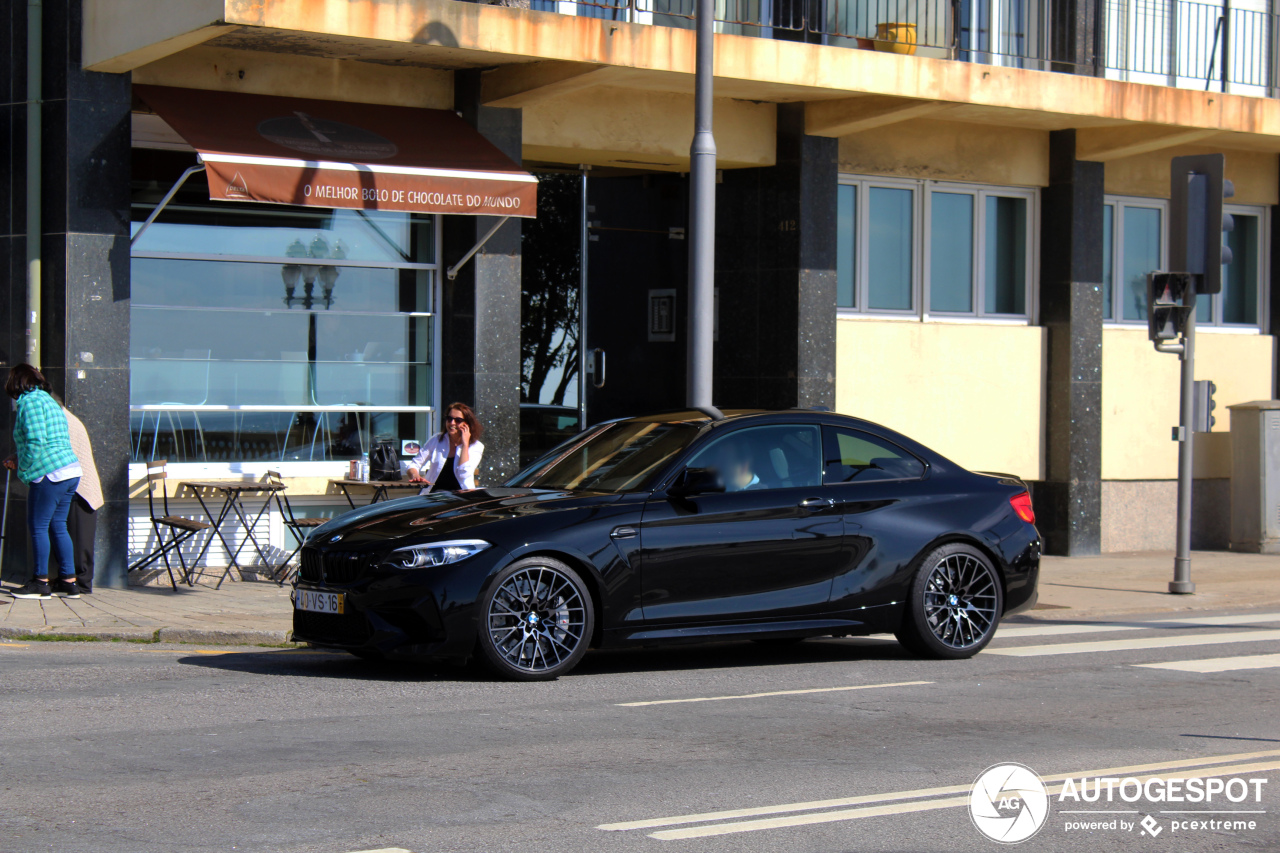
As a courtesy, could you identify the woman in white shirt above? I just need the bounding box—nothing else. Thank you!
[408,402,485,492]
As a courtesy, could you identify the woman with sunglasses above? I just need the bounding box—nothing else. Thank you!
[407,403,485,493]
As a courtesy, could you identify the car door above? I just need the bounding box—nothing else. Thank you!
[820,424,933,610]
[638,423,845,625]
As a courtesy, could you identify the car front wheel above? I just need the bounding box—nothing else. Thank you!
[477,557,595,681]
[895,543,1003,659]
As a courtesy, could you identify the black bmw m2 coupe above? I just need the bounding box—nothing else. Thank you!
[293,409,1040,680]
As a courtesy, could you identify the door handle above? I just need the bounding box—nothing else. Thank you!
[588,348,606,389]
[798,497,835,509]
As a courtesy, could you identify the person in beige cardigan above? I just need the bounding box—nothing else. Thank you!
[62,410,103,592]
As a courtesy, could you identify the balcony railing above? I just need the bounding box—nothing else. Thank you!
[529,0,1276,96]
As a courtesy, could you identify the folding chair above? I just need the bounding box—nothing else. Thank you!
[267,470,327,586]
[128,459,213,590]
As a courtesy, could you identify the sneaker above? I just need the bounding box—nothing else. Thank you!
[51,579,81,599]
[11,580,52,600]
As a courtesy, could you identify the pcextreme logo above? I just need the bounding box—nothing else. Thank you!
[970,763,1051,844]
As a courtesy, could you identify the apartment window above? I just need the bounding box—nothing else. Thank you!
[1103,198,1265,329]
[837,177,1036,320]
[1102,198,1166,322]
[1196,206,1267,328]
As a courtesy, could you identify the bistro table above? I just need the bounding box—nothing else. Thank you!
[180,480,286,588]
[331,478,424,508]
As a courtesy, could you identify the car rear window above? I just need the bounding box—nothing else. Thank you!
[823,427,925,484]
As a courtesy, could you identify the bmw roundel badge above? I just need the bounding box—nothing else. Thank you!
[329,534,344,543]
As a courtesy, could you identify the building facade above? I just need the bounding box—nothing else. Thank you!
[1,0,1277,586]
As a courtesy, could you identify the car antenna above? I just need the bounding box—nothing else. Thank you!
[694,405,725,421]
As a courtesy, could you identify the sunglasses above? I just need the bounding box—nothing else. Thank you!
[445,416,466,423]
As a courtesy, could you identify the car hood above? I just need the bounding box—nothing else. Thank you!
[311,487,623,546]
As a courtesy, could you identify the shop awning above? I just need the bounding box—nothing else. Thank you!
[134,85,537,218]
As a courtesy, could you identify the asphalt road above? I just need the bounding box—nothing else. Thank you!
[2,608,1279,853]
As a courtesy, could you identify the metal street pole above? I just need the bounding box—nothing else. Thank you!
[26,0,43,369]
[686,0,716,409]
[1171,299,1197,594]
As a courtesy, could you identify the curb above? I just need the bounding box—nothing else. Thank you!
[0,624,295,646]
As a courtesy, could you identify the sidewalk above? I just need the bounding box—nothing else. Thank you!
[1,550,1279,645]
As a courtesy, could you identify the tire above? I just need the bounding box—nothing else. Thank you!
[476,557,595,681]
[895,542,1003,659]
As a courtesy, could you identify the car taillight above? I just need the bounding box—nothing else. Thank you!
[1010,492,1035,524]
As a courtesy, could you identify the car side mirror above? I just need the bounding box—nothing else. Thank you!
[670,467,725,497]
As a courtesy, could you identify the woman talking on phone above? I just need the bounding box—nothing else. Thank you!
[407,403,485,493]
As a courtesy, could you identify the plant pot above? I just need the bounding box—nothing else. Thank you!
[873,22,918,55]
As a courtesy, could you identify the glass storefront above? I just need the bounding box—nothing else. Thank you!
[130,176,439,466]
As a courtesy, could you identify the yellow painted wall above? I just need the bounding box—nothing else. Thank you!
[522,88,775,170]
[133,45,454,109]
[835,319,1047,480]
[1101,327,1275,480]
[838,119,1048,188]
[1104,145,1279,206]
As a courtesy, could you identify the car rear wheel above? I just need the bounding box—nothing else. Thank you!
[895,543,1003,659]
[477,557,594,681]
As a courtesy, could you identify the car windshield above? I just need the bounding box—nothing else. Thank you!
[505,420,702,493]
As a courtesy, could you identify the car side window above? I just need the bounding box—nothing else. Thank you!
[686,424,823,492]
[822,427,925,484]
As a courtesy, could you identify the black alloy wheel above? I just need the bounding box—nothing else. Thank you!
[477,556,595,681]
[896,542,1003,659]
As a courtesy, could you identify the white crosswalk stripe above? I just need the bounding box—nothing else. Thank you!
[1134,652,1280,673]
[983,628,1280,657]
[992,611,1280,639]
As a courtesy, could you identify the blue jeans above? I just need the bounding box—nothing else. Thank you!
[28,477,80,581]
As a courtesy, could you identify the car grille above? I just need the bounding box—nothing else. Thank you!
[293,608,373,646]
[298,549,377,584]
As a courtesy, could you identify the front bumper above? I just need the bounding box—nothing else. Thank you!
[291,544,508,660]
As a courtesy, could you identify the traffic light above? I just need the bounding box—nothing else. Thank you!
[1192,379,1217,432]
[1147,272,1194,342]
[1169,154,1234,295]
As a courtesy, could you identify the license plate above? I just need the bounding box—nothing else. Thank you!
[295,590,344,615]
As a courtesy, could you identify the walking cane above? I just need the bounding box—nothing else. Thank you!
[0,468,10,578]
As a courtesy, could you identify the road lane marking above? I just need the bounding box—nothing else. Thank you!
[984,628,1280,657]
[0,642,29,648]
[863,612,1280,645]
[1135,652,1280,673]
[993,611,1280,639]
[598,748,1280,833]
[137,649,244,655]
[643,760,1280,840]
[615,680,932,707]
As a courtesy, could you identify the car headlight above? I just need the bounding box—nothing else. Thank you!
[389,539,491,569]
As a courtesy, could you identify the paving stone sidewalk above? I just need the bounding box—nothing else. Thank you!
[1,550,1278,645]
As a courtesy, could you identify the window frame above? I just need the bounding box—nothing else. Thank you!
[924,182,1038,321]
[1103,196,1268,333]
[820,425,928,485]
[1103,195,1168,325]
[683,423,825,492]
[844,176,922,316]
[1200,203,1270,332]
[837,174,1039,324]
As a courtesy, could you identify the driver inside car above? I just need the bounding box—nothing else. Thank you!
[715,440,764,492]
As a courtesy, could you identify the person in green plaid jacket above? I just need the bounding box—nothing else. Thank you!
[3,364,83,599]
